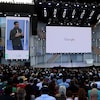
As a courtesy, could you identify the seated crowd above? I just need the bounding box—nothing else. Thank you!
[0,64,100,100]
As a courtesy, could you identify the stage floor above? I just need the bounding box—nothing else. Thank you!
[32,62,100,68]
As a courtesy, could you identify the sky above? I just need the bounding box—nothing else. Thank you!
[0,0,33,4]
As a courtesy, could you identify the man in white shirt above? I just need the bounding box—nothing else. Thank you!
[37,77,44,90]
[35,85,56,100]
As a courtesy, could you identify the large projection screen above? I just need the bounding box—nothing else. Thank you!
[46,26,92,53]
[5,17,29,59]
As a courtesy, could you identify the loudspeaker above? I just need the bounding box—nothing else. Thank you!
[31,16,38,35]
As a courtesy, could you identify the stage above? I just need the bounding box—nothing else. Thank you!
[32,62,100,68]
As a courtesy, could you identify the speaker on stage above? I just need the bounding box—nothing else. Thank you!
[31,16,37,35]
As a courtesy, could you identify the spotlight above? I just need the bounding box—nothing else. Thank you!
[74,4,76,7]
[14,14,17,16]
[28,15,31,17]
[97,14,100,20]
[62,9,67,18]
[48,2,51,5]
[76,23,79,25]
[18,14,20,17]
[65,3,68,6]
[93,6,95,8]
[53,8,57,18]
[56,3,59,6]
[67,23,69,25]
[48,18,52,24]
[4,14,6,16]
[88,23,90,26]
[80,10,85,19]
[39,2,42,5]
[60,22,63,25]
[89,10,95,19]
[44,8,47,17]
[85,5,87,7]
[72,16,74,18]
[70,22,73,25]
[72,9,76,18]
[77,4,79,7]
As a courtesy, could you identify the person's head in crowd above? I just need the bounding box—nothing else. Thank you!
[84,79,89,85]
[90,88,98,100]
[48,79,56,96]
[92,83,97,89]
[34,79,38,85]
[42,82,48,88]
[59,86,66,96]
[70,80,75,85]
[16,87,26,100]
[66,90,73,99]
[78,88,87,100]
[19,78,24,83]
[41,85,49,94]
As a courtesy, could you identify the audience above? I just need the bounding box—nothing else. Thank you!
[0,64,100,100]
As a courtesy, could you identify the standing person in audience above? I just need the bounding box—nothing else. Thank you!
[55,86,66,100]
[35,85,56,100]
[37,77,44,90]
[25,84,35,100]
[32,79,39,97]
[83,79,91,95]
[48,79,56,96]
[88,83,100,100]
[66,90,73,100]
[16,87,26,100]
[74,88,87,100]
[59,77,69,89]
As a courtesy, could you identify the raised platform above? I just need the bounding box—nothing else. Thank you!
[32,62,99,68]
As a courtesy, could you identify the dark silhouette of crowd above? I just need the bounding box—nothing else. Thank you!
[0,64,100,100]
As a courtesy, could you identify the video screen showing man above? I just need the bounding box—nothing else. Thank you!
[10,21,24,50]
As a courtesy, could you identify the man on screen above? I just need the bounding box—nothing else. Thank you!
[10,21,24,50]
